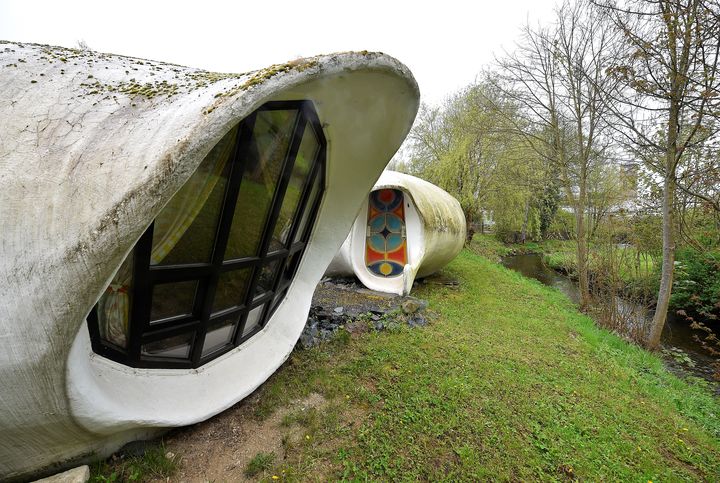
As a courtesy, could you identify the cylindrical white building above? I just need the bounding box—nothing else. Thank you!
[326,171,466,295]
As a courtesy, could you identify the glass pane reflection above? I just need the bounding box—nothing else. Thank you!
[97,252,134,348]
[269,123,318,252]
[213,269,251,313]
[150,280,197,322]
[226,110,298,260]
[142,332,194,359]
[254,260,280,298]
[243,304,265,337]
[151,126,237,265]
[202,317,237,357]
[293,172,322,244]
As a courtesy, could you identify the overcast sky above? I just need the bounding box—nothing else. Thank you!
[1,0,559,106]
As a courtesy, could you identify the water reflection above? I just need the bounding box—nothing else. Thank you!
[501,253,581,304]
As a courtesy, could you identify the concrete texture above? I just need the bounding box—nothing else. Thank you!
[0,41,418,480]
[33,466,90,483]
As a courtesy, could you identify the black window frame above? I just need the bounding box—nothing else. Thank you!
[87,100,326,369]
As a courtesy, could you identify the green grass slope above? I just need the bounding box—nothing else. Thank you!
[225,250,720,480]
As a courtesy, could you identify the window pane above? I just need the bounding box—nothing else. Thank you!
[254,259,280,298]
[142,332,194,359]
[270,288,287,314]
[96,252,134,348]
[268,123,319,252]
[213,269,251,313]
[285,252,300,280]
[242,304,266,337]
[151,126,237,266]
[150,280,197,322]
[225,110,298,260]
[293,172,322,244]
[275,251,300,289]
[202,316,238,357]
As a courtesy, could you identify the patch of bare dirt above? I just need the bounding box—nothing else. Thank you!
[311,279,401,316]
[155,393,328,482]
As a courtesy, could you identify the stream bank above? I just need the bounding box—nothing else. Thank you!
[501,253,720,394]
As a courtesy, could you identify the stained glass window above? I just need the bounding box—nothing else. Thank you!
[365,189,407,277]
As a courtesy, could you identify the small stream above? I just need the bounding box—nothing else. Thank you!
[502,253,719,392]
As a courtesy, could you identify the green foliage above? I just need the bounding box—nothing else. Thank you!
[628,214,663,257]
[671,247,720,317]
[662,347,696,368]
[537,179,561,238]
[405,81,548,236]
[244,451,276,477]
[541,238,660,299]
[90,443,177,482]
[546,209,575,239]
[467,234,548,261]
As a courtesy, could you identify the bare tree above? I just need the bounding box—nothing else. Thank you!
[492,0,620,309]
[596,0,720,349]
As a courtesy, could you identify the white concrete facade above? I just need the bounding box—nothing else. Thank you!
[326,171,465,295]
[0,41,418,480]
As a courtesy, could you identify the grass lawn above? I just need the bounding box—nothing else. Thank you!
[241,249,720,481]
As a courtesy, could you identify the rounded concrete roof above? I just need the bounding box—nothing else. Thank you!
[0,40,419,479]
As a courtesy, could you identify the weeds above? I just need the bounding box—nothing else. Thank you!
[244,451,275,477]
[90,443,177,482]
[281,407,319,428]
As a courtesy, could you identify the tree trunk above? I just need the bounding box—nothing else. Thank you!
[520,199,531,243]
[576,164,591,310]
[646,91,680,349]
[575,206,591,310]
[646,164,677,349]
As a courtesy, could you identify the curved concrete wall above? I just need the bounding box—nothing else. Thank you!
[0,41,418,480]
[327,171,465,295]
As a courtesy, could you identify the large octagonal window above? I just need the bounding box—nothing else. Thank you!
[87,100,325,369]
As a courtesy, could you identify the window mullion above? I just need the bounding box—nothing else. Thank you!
[280,100,324,249]
[87,101,328,369]
[238,112,307,338]
[299,150,326,245]
[189,115,255,367]
[283,145,321,252]
[269,140,323,295]
[257,113,308,259]
[210,114,257,265]
[128,224,155,366]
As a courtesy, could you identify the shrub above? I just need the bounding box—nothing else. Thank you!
[671,247,720,319]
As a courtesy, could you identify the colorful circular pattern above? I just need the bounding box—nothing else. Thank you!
[365,189,407,278]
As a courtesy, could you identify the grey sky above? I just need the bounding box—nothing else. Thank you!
[1,0,558,106]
